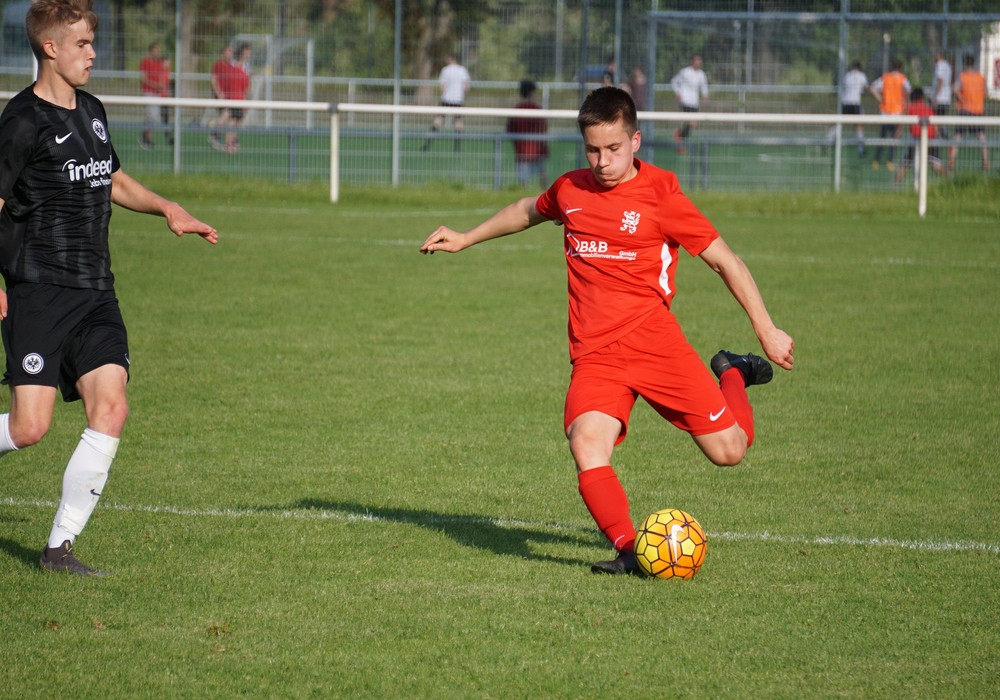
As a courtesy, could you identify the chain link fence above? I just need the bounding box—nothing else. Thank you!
[0,0,997,188]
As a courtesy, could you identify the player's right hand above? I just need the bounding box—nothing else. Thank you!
[420,226,464,255]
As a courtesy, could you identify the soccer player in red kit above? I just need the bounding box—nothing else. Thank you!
[421,87,794,575]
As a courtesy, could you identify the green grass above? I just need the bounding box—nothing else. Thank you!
[1,177,999,697]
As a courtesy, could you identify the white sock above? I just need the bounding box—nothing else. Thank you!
[47,428,119,549]
[0,413,19,455]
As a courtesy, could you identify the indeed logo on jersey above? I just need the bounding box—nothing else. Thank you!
[566,233,637,261]
[62,156,113,187]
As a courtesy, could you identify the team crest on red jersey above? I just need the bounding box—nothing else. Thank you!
[620,210,640,234]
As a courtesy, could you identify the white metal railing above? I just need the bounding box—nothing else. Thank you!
[1,92,995,214]
[333,103,1000,215]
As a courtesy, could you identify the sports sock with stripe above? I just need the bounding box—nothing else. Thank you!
[719,368,755,447]
[0,413,19,455]
[578,465,636,552]
[47,429,119,549]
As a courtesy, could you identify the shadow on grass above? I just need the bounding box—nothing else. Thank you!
[290,498,602,569]
[0,536,40,570]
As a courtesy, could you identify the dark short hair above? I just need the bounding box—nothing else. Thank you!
[519,80,536,98]
[577,86,637,136]
[910,87,925,102]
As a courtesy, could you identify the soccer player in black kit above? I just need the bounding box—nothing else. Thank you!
[0,0,217,575]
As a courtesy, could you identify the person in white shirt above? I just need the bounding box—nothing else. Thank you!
[932,51,952,139]
[840,61,869,155]
[423,54,471,151]
[670,55,708,152]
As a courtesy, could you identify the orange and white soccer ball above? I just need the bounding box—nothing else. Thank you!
[634,508,707,579]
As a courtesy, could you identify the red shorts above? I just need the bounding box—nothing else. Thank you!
[563,307,734,444]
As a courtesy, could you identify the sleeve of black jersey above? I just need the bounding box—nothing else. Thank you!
[0,106,38,202]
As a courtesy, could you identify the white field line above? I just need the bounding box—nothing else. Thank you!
[107,225,1000,268]
[4,496,998,555]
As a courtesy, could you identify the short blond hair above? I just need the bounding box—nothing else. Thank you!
[25,0,98,61]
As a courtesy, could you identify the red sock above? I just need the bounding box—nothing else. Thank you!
[578,466,635,552]
[719,368,755,446]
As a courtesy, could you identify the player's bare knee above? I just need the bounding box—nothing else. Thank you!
[87,399,129,436]
[710,446,746,467]
[10,417,51,447]
[704,435,747,467]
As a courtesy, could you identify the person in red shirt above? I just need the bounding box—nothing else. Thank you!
[421,87,794,576]
[138,42,171,148]
[895,88,944,185]
[208,44,250,153]
[506,80,549,188]
[948,54,990,171]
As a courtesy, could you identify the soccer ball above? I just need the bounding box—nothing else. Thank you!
[634,508,707,579]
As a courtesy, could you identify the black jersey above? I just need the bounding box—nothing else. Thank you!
[0,86,120,290]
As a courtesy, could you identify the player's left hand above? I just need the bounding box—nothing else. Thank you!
[165,203,218,244]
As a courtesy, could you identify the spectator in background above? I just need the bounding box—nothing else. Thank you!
[623,66,648,112]
[209,44,234,150]
[138,42,171,148]
[670,55,708,154]
[868,59,910,172]
[949,54,989,172]
[209,44,249,154]
[506,80,549,188]
[423,54,470,152]
[839,61,869,156]
[895,88,944,185]
[602,57,616,87]
[932,51,952,139]
[236,42,253,79]
[228,43,253,141]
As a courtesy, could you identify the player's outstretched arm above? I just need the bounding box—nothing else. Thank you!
[699,237,794,371]
[421,196,546,254]
[110,170,218,244]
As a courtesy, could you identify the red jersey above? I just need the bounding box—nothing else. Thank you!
[139,57,169,97]
[506,100,549,162]
[211,60,250,100]
[906,101,936,138]
[535,159,719,360]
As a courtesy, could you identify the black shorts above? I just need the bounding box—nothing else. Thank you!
[903,145,941,165]
[1,284,130,402]
[954,111,984,136]
[841,104,862,115]
[437,101,463,121]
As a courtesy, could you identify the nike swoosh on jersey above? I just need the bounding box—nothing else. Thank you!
[565,207,583,214]
[55,132,72,144]
[709,407,727,422]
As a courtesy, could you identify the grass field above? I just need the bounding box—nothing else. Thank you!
[1,175,999,698]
